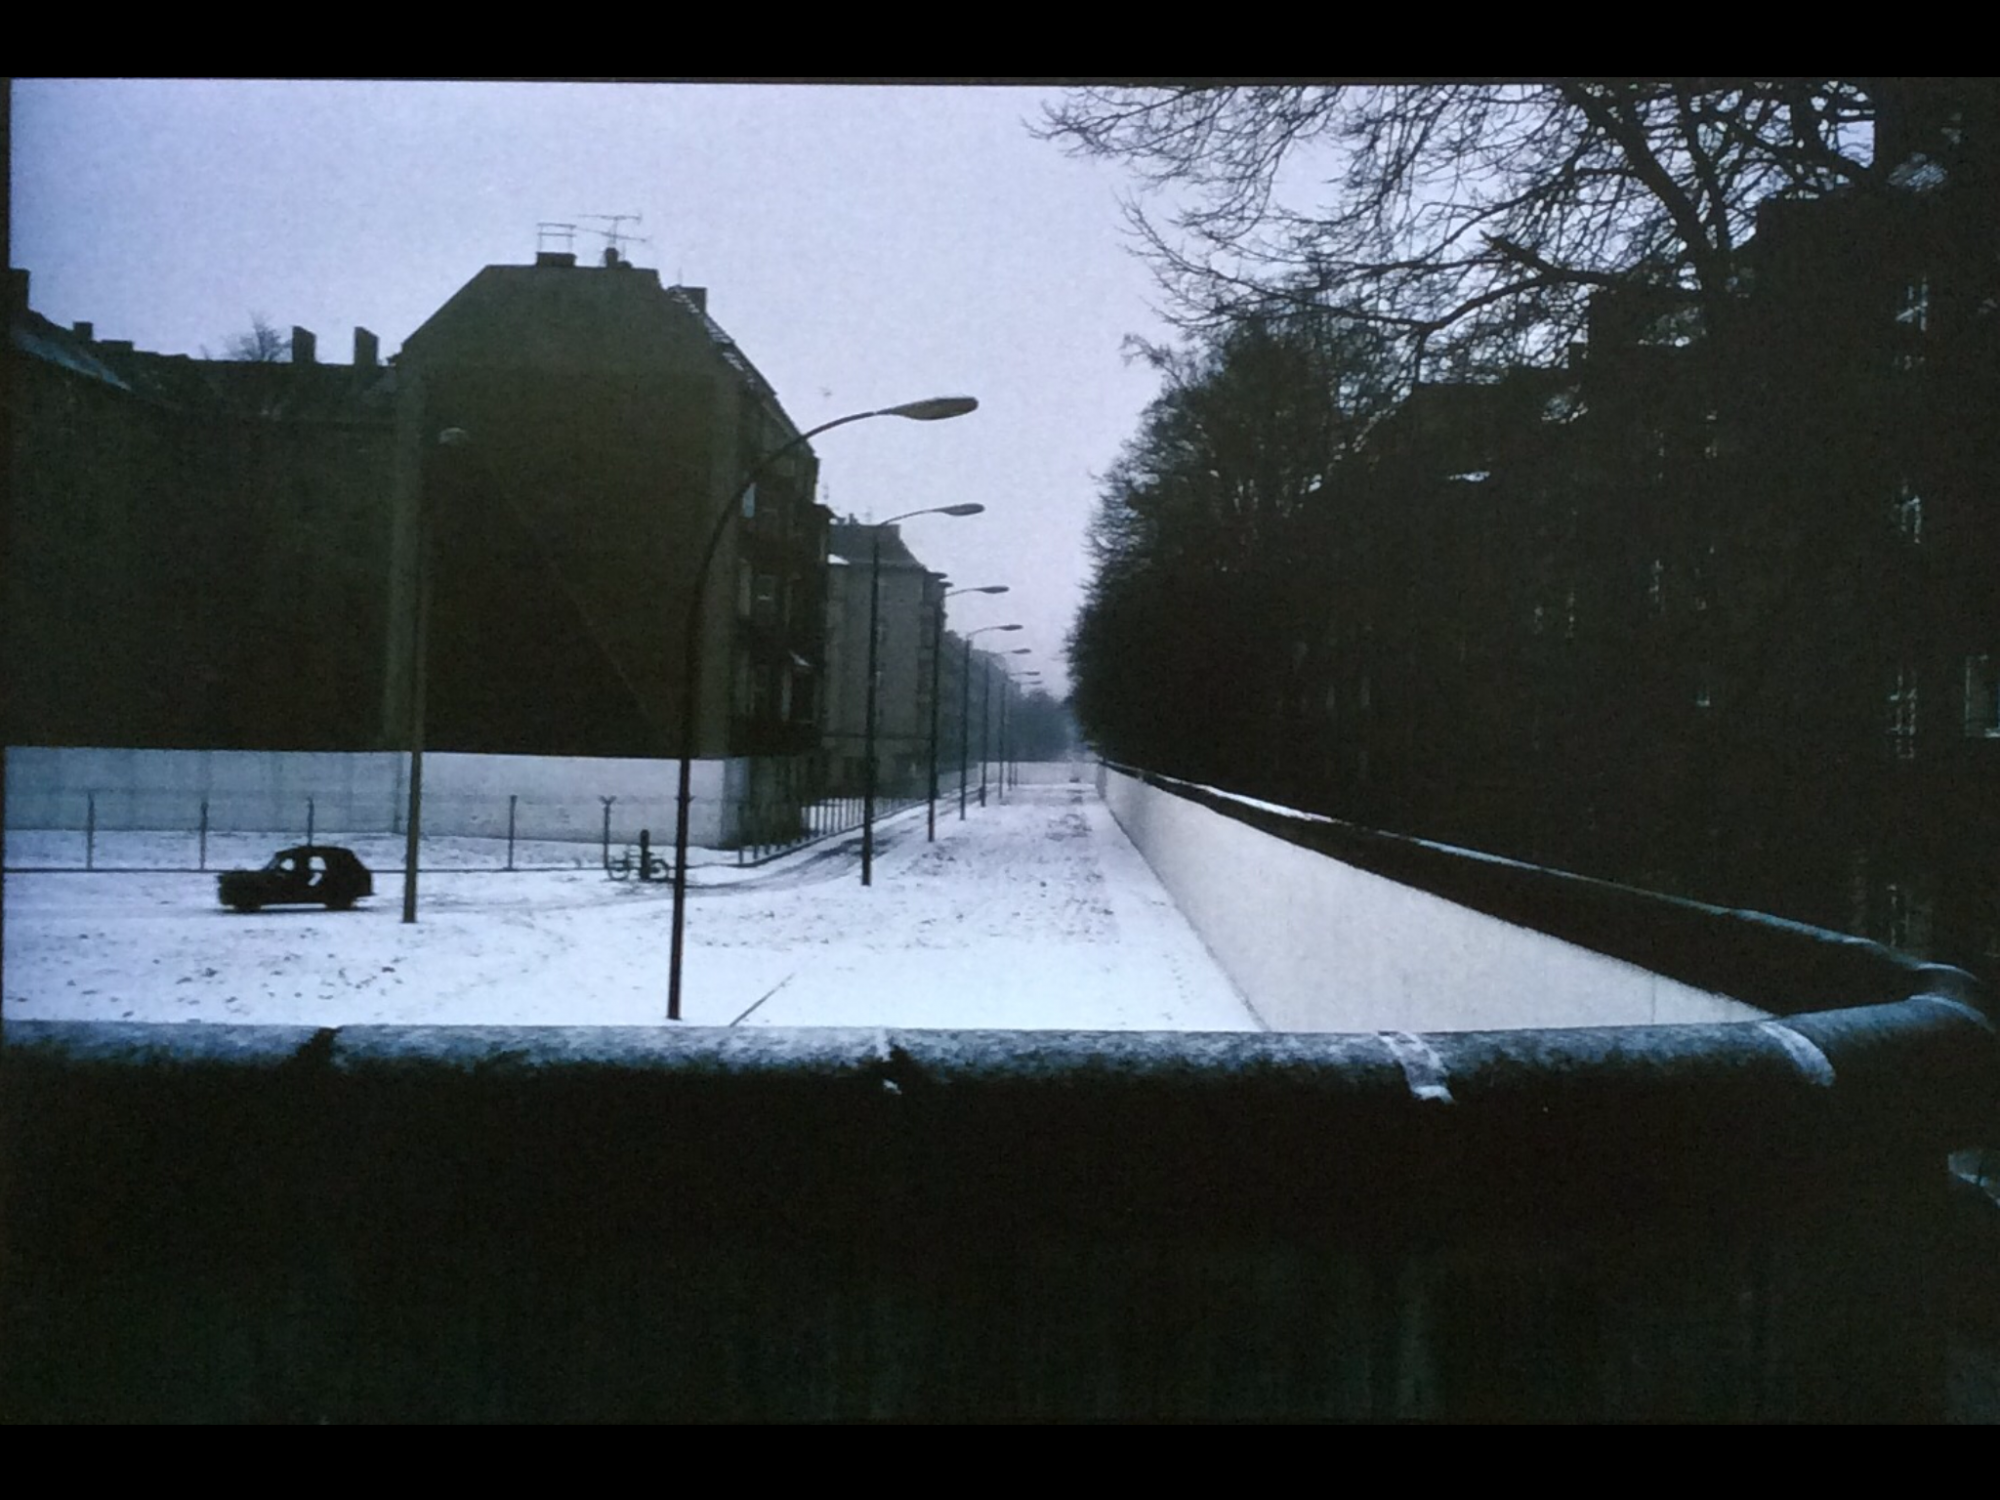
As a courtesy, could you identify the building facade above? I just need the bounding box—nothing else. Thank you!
[821,521,947,795]
[9,252,838,846]
[7,268,397,751]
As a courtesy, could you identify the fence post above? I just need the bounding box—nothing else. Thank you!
[507,794,518,872]
[306,796,315,848]
[601,796,616,872]
[199,797,209,871]
[86,791,97,871]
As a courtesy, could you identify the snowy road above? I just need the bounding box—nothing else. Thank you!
[2,784,1260,1031]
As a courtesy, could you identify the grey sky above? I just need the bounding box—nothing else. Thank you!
[11,79,1184,699]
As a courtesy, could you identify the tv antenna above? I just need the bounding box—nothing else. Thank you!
[537,221,578,255]
[577,213,652,265]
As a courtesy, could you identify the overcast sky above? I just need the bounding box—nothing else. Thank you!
[11,79,1189,700]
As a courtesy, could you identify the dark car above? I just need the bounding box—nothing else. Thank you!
[218,845,373,913]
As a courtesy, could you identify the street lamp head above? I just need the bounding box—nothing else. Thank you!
[882,396,979,422]
[974,585,1008,594]
[884,501,987,527]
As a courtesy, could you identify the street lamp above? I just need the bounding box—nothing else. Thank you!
[930,585,1008,840]
[981,647,1032,809]
[669,396,977,1021]
[861,505,984,886]
[1000,668,1048,800]
[960,625,1022,819]
[402,426,471,925]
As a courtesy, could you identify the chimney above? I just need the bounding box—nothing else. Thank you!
[73,321,95,342]
[353,327,379,368]
[291,327,317,365]
[535,251,577,269]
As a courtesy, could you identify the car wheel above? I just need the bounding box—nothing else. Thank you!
[231,899,261,913]
[326,896,355,911]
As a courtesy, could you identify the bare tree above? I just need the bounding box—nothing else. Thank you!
[224,313,290,363]
[1040,81,1893,380]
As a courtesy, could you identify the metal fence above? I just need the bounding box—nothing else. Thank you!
[3,771,975,877]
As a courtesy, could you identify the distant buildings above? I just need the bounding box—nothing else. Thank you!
[822,521,948,795]
[8,250,983,845]
[7,269,397,750]
[386,252,831,790]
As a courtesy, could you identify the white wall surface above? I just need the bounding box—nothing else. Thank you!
[6,747,746,847]
[1100,766,1767,1033]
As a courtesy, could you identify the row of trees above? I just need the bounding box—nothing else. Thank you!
[1063,82,1948,774]
[1070,311,1388,781]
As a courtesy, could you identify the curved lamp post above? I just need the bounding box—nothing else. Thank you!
[960,624,1022,819]
[983,647,1032,808]
[997,661,1029,804]
[861,505,984,886]
[669,396,977,1020]
[1005,669,1042,793]
[930,585,1008,840]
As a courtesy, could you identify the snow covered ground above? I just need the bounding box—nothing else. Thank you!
[2,784,1261,1031]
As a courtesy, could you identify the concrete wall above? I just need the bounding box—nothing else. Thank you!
[1101,764,1768,1032]
[4,746,761,848]
[4,1007,1991,1421]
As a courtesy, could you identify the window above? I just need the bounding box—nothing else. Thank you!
[1892,276,1931,371]
[1894,480,1924,544]
[1897,275,1930,334]
[1701,409,1721,461]
[1884,881,1930,952]
[1695,670,1713,710]
[1542,389,1585,424]
[1967,654,2000,737]
[1648,558,1665,613]
[1885,883,1913,950]
[1889,667,1919,759]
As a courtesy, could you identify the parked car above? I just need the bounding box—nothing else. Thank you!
[218,845,373,913]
